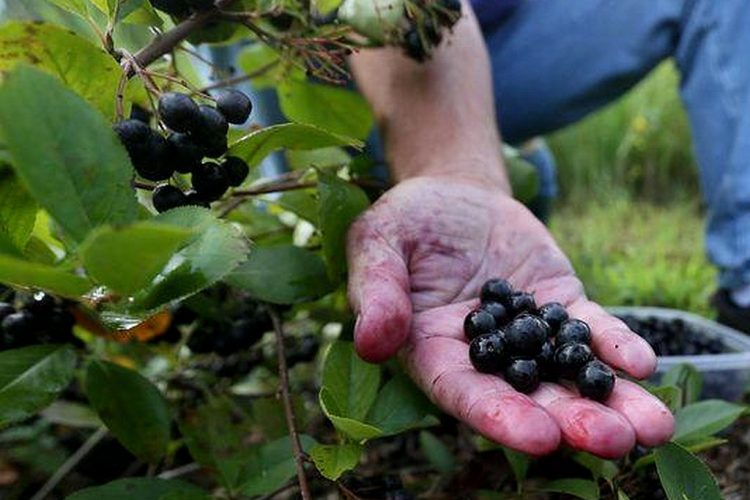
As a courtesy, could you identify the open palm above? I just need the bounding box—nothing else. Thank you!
[347,176,674,457]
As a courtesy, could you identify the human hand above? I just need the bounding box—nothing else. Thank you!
[346,175,674,457]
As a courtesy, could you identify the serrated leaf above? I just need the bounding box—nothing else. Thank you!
[0,22,135,117]
[238,435,317,496]
[0,168,37,251]
[0,66,138,243]
[84,360,171,463]
[538,478,599,500]
[131,207,248,311]
[80,222,194,295]
[318,172,369,280]
[366,374,438,435]
[419,431,455,474]
[229,123,362,168]
[227,245,333,304]
[321,341,380,421]
[0,253,91,298]
[67,478,210,500]
[309,442,363,480]
[278,80,373,140]
[673,399,745,443]
[654,442,722,500]
[0,345,76,427]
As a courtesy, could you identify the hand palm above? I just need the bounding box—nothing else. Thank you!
[347,177,674,457]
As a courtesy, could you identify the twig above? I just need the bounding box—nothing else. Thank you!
[200,59,281,92]
[157,462,202,480]
[269,307,311,500]
[337,481,365,500]
[31,427,108,500]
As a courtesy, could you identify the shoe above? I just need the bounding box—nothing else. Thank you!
[712,289,750,334]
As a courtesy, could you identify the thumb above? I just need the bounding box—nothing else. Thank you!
[347,214,412,363]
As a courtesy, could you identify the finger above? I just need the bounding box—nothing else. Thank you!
[566,299,657,379]
[347,213,412,363]
[605,379,675,447]
[403,331,560,455]
[532,383,635,458]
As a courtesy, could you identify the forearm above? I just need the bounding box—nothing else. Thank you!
[349,1,509,192]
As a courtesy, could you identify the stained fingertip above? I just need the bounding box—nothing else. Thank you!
[594,327,657,379]
[606,379,675,447]
[354,297,412,363]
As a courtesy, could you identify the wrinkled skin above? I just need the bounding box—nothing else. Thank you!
[347,176,675,457]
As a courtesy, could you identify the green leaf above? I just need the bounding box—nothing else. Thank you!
[0,66,138,243]
[661,364,702,406]
[502,446,530,491]
[271,190,319,223]
[319,390,383,440]
[506,156,540,204]
[40,400,102,428]
[366,374,438,435]
[67,478,210,500]
[321,341,380,422]
[338,0,405,42]
[317,172,370,280]
[648,385,683,414]
[419,431,456,474]
[309,442,363,480]
[80,222,194,295]
[238,435,317,496]
[236,44,282,90]
[634,436,728,469]
[46,0,89,18]
[674,399,746,443]
[654,442,722,500]
[84,360,171,463]
[538,478,600,500]
[227,245,334,304]
[0,170,37,251]
[132,207,248,311]
[278,80,374,140]
[0,22,134,117]
[0,253,91,298]
[0,345,76,427]
[572,452,619,482]
[229,123,362,168]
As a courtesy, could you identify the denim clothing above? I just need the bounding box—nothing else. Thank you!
[487,0,750,289]
[470,0,522,30]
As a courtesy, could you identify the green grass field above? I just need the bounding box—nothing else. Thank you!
[546,63,716,316]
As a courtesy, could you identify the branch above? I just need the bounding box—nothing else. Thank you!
[269,307,311,500]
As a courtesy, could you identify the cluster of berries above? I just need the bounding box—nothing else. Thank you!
[113,90,252,213]
[0,291,78,350]
[402,0,462,62]
[465,279,615,401]
[184,299,273,356]
[149,0,217,17]
[617,314,726,356]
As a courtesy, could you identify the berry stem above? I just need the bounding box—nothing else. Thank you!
[269,307,312,500]
[200,59,281,92]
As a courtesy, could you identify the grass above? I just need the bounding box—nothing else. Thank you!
[546,63,716,316]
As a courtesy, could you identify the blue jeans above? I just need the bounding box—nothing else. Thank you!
[487,0,750,290]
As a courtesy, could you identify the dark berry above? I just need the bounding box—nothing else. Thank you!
[113,119,151,151]
[507,291,536,316]
[222,156,250,187]
[554,342,593,379]
[158,92,200,133]
[167,133,204,173]
[480,278,513,305]
[184,191,211,208]
[504,359,540,393]
[185,0,215,11]
[201,133,228,158]
[504,313,548,356]
[24,292,56,315]
[47,307,76,334]
[463,308,496,341]
[480,301,511,326]
[186,328,214,353]
[2,311,36,344]
[149,0,190,16]
[557,319,592,346]
[131,132,173,181]
[172,305,198,326]
[130,104,152,124]
[191,162,229,201]
[537,302,569,333]
[0,302,14,322]
[536,341,557,380]
[403,27,426,62]
[287,335,320,367]
[268,12,295,31]
[216,90,252,124]
[191,105,228,140]
[152,184,188,213]
[469,332,507,373]
[576,360,615,401]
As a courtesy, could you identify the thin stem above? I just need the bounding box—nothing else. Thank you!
[157,462,202,479]
[258,481,297,500]
[269,307,311,500]
[200,59,281,92]
[31,427,108,500]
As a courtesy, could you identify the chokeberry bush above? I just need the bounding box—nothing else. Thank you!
[0,1,740,499]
